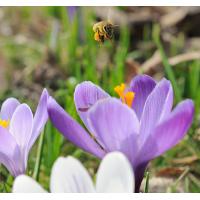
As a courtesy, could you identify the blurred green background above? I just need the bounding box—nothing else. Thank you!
[0,6,200,192]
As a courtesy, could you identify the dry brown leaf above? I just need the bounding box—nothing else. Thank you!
[140,50,200,73]
[172,155,198,165]
[156,167,185,177]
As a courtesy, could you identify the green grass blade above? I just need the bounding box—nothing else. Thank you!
[152,24,182,102]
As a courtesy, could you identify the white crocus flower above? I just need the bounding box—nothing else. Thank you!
[13,152,134,193]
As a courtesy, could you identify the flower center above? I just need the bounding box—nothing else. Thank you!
[0,119,9,128]
[114,83,135,107]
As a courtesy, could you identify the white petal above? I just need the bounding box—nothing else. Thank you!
[96,152,134,193]
[12,175,47,193]
[50,156,95,193]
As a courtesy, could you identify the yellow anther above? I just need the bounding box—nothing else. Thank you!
[114,83,126,98]
[0,119,9,128]
[114,83,135,107]
[124,92,135,107]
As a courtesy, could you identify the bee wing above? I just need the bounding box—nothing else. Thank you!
[112,25,119,30]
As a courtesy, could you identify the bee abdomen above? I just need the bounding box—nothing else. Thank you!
[103,24,113,39]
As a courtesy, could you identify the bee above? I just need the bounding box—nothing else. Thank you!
[93,21,117,44]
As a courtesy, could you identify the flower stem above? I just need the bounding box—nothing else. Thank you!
[33,130,45,181]
[144,171,150,193]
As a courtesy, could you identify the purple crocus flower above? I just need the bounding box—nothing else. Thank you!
[67,6,78,22]
[47,75,194,192]
[0,89,49,177]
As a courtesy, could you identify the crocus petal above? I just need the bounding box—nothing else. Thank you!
[28,89,49,150]
[0,127,22,176]
[10,104,33,152]
[87,98,139,162]
[74,81,110,130]
[47,97,105,158]
[139,78,173,145]
[50,157,95,193]
[96,152,134,193]
[0,98,20,120]
[130,75,156,120]
[141,99,194,161]
[13,175,47,193]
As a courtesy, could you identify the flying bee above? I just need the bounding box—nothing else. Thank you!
[93,21,117,44]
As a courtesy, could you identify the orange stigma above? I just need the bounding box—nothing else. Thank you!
[114,83,135,107]
[0,119,9,128]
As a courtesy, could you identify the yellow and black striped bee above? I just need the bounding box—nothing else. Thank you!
[93,21,116,44]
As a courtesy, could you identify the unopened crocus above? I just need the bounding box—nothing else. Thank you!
[13,152,134,193]
[0,89,49,177]
[47,75,194,192]
[67,6,78,22]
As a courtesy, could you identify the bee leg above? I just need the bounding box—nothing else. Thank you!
[100,35,104,43]
[104,34,113,44]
